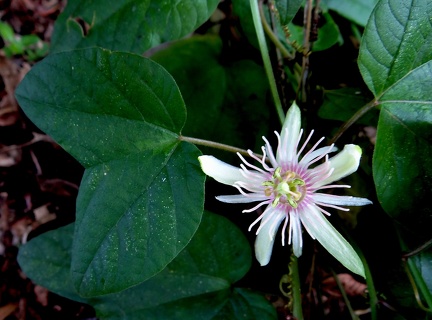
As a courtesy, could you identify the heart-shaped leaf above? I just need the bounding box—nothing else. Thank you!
[358,0,432,234]
[51,0,220,54]
[18,213,276,319]
[15,48,205,296]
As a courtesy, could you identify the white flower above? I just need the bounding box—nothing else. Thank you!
[199,102,371,277]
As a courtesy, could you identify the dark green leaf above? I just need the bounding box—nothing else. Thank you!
[17,224,85,303]
[18,213,276,319]
[319,88,377,125]
[412,249,432,295]
[358,0,432,96]
[322,0,378,26]
[274,0,303,25]
[358,0,432,235]
[15,48,205,296]
[373,99,432,233]
[51,0,220,54]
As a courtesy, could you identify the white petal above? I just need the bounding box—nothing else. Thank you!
[299,204,365,277]
[277,101,301,163]
[216,194,268,203]
[254,208,285,266]
[313,144,362,188]
[198,155,246,186]
[289,211,303,257]
[313,194,372,206]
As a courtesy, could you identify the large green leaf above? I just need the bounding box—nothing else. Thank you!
[358,0,432,97]
[373,63,432,230]
[358,0,432,234]
[50,0,220,54]
[18,213,276,319]
[15,48,205,296]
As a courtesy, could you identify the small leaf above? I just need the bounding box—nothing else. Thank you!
[322,0,378,26]
[273,0,303,25]
[51,0,220,53]
[288,11,342,51]
[318,88,377,125]
[15,48,205,296]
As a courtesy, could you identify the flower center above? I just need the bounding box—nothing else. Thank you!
[262,167,306,208]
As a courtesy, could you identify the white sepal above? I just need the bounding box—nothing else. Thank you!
[314,144,362,188]
[254,208,285,266]
[313,194,372,206]
[299,204,365,277]
[198,155,245,186]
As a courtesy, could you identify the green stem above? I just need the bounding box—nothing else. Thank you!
[259,3,294,59]
[329,98,377,145]
[331,269,359,320]
[179,135,260,158]
[291,255,304,319]
[341,225,378,319]
[249,0,285,124]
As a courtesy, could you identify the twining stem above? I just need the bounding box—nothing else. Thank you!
[298,0,313,103]
[402,238,432,258]
[341,224,378,319]
[250,0,285,124]
[259,2,294,59]
[329,98,378,145]
[331,269,359,320]
[179,135,260,158]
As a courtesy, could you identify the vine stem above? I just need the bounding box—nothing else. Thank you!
[259,2,294,59]
[291,255,304,319]
[329,98,378,145]
[249,0,285,125]
[179,135,261,158]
